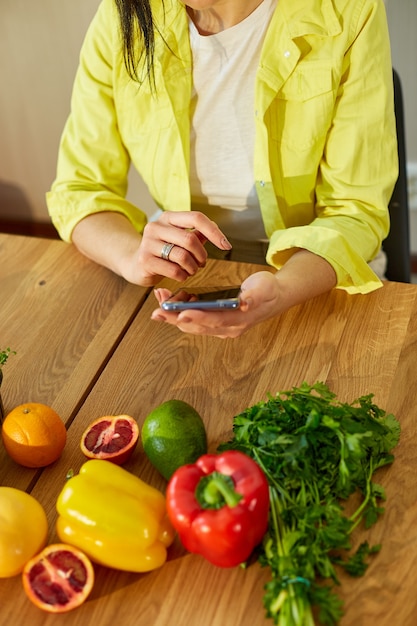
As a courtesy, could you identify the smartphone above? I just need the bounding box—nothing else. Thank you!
[161,287,241,312]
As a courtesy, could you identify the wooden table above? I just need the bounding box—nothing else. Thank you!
[0,234,149,490]
[1,235,417,625]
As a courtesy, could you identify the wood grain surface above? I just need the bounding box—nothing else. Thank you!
[0,234,149,490]
[1,246,417,625]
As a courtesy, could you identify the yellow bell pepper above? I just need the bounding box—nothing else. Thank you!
[56,459,175,572]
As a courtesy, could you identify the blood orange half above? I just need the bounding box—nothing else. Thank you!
[80,415,139,465]
[22,543,94,613]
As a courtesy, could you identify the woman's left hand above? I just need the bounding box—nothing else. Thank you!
[151,271,280,338]
[150,249,337,337]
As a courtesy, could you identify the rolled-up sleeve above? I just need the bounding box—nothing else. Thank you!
[46,0,148,242]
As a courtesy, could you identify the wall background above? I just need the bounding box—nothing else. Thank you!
[1,0,100,224]
[384,0,417,253]
[0,0,157,230]
[0,0,416,248]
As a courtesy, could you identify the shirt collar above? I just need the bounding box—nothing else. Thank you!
[280,0,342,38]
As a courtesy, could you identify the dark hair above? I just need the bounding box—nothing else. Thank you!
[114,0,158,84]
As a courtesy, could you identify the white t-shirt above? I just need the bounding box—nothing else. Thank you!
[188,0,277,241]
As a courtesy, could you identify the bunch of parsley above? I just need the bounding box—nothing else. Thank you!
[218,382,401,626]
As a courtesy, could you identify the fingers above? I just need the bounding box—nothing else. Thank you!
[139,229,199,283]
[140,212,232,284]
[153,288,172,305]
[147,223,205,268]
[176,311,248,338]
[161,237,205,270]
[158,211,232,252]
[151,306,251,338]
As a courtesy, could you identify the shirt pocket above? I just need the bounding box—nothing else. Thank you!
[269,63,335,151]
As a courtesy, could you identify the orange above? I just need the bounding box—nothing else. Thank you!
[80,415,139,465]
[1,403,67,468]
[22,543,94,613]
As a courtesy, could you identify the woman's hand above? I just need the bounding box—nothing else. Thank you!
[71,210,232,287]
[134,211,231,286]
[151,250,337,338]
[152,271,281,338]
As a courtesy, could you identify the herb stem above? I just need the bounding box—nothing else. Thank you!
[348,460,374,531]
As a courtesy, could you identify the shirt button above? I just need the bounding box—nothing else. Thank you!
[284,50,291,58]
[260,181,265,187]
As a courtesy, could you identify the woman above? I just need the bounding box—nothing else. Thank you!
[47,0,398,337]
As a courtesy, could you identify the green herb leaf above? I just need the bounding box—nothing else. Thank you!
[0,347,16,368]
[219,381,400,626]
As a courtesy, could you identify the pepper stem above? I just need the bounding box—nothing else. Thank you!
[196,471,243,510]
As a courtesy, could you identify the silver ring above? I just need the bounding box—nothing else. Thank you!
[160,242,175,261]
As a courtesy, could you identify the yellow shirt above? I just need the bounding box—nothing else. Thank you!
[46,0,398,293]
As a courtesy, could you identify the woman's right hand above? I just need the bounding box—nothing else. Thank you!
[72,210,232,287]
[130,211,232,286]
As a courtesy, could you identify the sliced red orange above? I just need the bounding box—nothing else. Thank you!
[22,543,94,613]
[80,414,139,465]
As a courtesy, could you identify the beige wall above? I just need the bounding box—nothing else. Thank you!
[0,0,415,232]
[385,0,417,252]
[0,0,99,222]
[0,0,158,226]
[385,0,417,164]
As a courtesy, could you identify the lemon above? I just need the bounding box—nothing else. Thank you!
[142,400,208,480]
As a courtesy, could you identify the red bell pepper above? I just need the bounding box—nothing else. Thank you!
[166,450,270,567]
